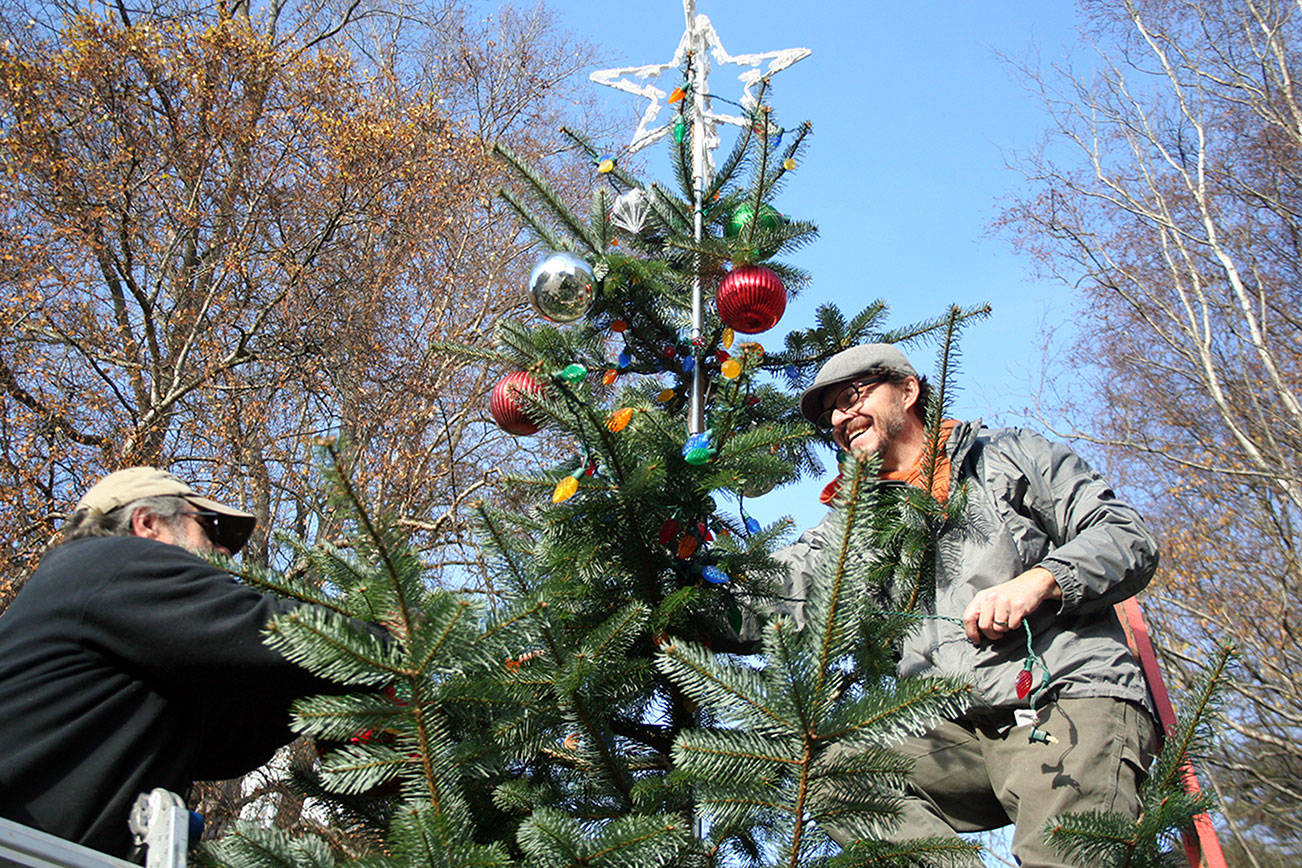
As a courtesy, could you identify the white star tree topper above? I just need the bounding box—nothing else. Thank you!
[590,0,811,433]
[589,0,810,187]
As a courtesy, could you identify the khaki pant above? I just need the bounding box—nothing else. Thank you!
[835,697,1157,867]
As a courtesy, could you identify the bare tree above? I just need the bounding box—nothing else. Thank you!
[999,0,1302,853]
[1002,0,1302,858]
[0,0,600,610]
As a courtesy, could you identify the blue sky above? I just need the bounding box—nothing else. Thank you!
[546,0,1091,529]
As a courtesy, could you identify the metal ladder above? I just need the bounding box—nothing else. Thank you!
[0,790,188,868]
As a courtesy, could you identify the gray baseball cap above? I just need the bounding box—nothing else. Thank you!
[75,466,256,553]
[798,343,918,424]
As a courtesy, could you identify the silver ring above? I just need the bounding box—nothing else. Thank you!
[994,619,1009,627]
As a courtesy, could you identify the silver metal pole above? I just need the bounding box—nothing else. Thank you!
[687,22,709,436]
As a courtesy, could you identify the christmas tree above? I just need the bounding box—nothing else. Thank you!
[194,7,990,865]
[197,5,1222,867]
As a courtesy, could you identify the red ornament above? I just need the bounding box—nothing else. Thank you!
[658,518,681,546]
[1015,667,1034,700]
[489,371,544,436]
[716,265,786,334]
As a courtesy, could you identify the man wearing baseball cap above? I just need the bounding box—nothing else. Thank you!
[0,467,356,859]
[782,344,1159,866]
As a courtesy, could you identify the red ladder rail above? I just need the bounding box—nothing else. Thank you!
[1117,597,1227,868]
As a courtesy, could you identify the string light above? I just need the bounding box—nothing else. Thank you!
[885,611,1055,743]
[607,407,634,432]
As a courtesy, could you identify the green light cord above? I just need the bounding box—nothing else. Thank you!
[884,610,1053,716]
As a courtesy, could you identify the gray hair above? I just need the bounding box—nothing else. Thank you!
[63,495,188,542]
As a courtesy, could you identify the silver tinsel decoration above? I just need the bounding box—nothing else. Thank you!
[610,188,650,235]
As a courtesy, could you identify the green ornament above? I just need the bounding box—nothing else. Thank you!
[673,120,685,144]
[557,363,588,384]
[724,202,784,239]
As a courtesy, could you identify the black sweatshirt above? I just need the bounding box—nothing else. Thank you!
[0,535,344,858]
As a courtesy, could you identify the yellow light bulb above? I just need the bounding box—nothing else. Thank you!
[553,476,579,503]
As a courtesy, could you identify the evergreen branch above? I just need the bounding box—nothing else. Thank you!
[704,110,757,205]
[1154,643,1233,793]
[580,602,650,660]
[674,731,804,768]
[264,607,402,685]
[586,817,686,863]
[473,504,537,596]
[1043,818,1148,867]
[409,599,474,678]
[820,679,971,742]
[560,125,642,189]
[388,804,513,866]
[408,678,447,818]
[767,605,818,737]
[479,598,549,644]
[318,743,410,795]
[788,740,815,868]
[815,453,877,699]
[518,808,688,866]
[831,836,983,868]
[570,691,636,807]
[696,793,792,817]
[494,141,603,254]
[767,121,814,192]
[291,692,405,740]
[919,307,962,502]
[201,823,338,868]
[657,637,795,731]
[312,541,389,624]
[320,441,418,644]
[648,181,693,231]
[223,557,353,618]
[497,187,570,253]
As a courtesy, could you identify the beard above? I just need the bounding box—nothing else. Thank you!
[835,395,908,457]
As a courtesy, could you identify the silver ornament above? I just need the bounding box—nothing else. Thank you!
[528,251,595,322]
[610,188,649,234]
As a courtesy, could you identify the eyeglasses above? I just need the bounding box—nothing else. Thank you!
[815,376,890,432]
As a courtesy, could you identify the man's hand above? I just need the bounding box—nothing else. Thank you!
[962,567,1062,644]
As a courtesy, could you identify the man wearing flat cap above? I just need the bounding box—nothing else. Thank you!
[783,344,1159,867]
[0,467,350,859]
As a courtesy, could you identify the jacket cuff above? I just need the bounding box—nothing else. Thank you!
[1038,558,1080,613]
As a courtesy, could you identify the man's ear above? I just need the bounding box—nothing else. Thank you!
[130,507,167,542]
[900,376,921,412]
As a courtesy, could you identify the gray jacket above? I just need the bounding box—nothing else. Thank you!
[771,421,1157,712]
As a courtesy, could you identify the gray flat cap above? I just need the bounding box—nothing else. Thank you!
[798,343,918,424]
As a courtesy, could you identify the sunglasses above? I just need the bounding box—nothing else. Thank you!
[178,507,244,553]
